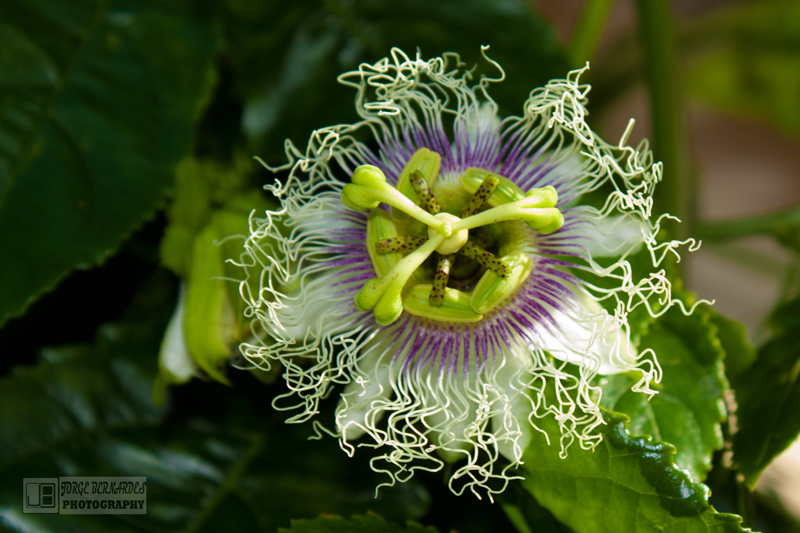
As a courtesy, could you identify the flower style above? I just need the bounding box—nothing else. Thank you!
[235,48,700,499]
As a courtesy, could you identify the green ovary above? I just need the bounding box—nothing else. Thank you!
[345,148,564,325]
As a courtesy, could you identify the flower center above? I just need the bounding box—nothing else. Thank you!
[428,213,467,255]
[341,148,564,326]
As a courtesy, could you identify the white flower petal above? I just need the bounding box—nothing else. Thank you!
[537,290,638,375]
[576,213,646,259]
[158,283,195,383]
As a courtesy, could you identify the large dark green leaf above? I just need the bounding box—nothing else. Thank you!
[223,0,567,163]
[600,302,729,481]
[732,294,800,489]
[520,407,747,533]
[0,0,218,325]
[0,274,171,532]
[0,274,429,532]
[279,513,438,533]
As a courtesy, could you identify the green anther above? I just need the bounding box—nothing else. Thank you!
[460,174,499,218]
[523,187,559,209]
[460,167,526,207]
[353,163,390,187]
[410,170,441,214]
[404,285,483,323]
[351,162,566,325]
[470,252,534,314]
[366,209,403,277]
[458,241,511,278]
[520,188,561,232]
[377,235,428,254]
[341,164,391,210]
[354,234,445,326]
[459,167,560,231]
[341,183,382,211]
[394,148,441,218]
[451,198,564,235]
[521,207,564,235]
[342,165,445,230]
[429,255,451,307]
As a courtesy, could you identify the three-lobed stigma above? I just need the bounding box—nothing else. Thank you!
[343,148,564,326]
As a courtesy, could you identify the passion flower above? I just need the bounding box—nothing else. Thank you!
[235,48,698,499]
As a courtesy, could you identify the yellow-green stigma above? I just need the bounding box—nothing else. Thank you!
[343,148,565,325]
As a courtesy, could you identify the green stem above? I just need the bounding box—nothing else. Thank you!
[568,0,616,68]
[634,0,692,245]
[589,2,749,116]
[736,475,755,529]
[185,429,267,533]
[697,206,800,241]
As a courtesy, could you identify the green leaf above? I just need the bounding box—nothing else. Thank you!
[0,274,429,532]
[0,0,218,325]
[499,481,573,533]
[520,407,747,533]
[225,0,567,162]
[708,310,757,381]
[767,292,800,334]
[686,0,800,137]
[182,220,235,385]
[279,513,438,533]
[732,294,800,489]
[0,274,172,532]
[600,301,729,481]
